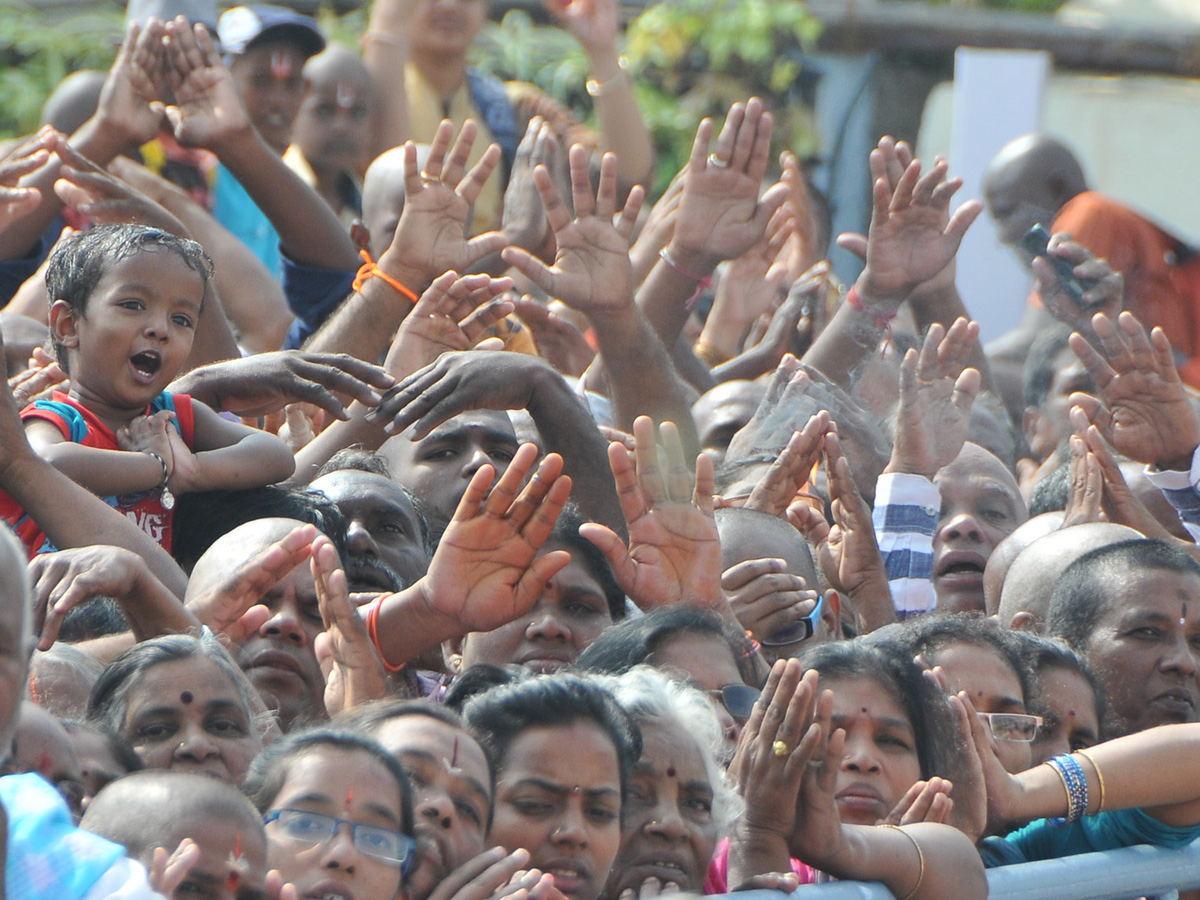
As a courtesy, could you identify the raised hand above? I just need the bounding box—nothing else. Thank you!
[502,116,566,257]
[312,534,388,715]
[882,779,954,827]
[544,0,618,56]
[722,560,820,651]
[184,524,316,643]
[854,151,982,307]
[668,98,790,274]
[502,145,643,318]
[512,296,595,377]
[380,119,507,286]
[0,133,51,229]
[8,359,67,408]
[416,443,573,635]
[170,351,395,422]
[159,17,252,151]
[788,432,891,631]
[51,136,188,235]
[1034,234,1122,329]
[743,409,830,514]
[29,544,198,649]
[95,19,168,149]
[382,270,515,382]
[884,318,981,478]
[148,840,202,898]
[1068,310,1200,469]
[579,416,722,609]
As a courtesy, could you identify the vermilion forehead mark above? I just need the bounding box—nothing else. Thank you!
[861,707,868,713]
[570,785,581,796]
[180,691,193,704]
[345,788,354,812]
[1067,710,1076,718]
[665,767,676,778]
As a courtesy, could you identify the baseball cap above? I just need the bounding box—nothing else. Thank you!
[217,5,326,59]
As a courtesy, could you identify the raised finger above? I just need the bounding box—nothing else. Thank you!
[481,442,540,520]
[458,144,502,207]
[532,164,573,234]
[422,120,455,181]
[658,421,693,503]
[711,102,745,168]
[632,416,667,506]
[729,97,762,172]
[505,450,564,532]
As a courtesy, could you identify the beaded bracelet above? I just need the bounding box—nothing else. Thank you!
[142,450,175,511]
[365,595,407,674]
[1047,753,1089,824]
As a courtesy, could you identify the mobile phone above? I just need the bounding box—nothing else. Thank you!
[1021,223,1089,306]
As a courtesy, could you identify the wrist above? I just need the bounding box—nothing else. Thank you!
[376,249,430,299]
[663,240,721,279]
[207,121,263,166]
[852,273,906,312]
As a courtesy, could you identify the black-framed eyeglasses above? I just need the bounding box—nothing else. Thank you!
[977,712,1043,743]
[708,684,762,723]
[760,593,827,647]
[264,809,416,872]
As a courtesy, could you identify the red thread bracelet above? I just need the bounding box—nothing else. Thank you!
[366,595,407,673]
[659,247,713,310]
[353,249,420,305]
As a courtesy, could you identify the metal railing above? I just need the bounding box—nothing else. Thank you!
[713,840,1200,900]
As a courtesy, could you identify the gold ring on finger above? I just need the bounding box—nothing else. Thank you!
[707,153,731,169]
[772,740,790,758]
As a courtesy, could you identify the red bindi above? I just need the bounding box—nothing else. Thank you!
[570,785,581,796]
[180,691,193,704]
[345,788,354,812]
[666,767,676,778]
[861,707,868,713]
[1068,710,1076,718]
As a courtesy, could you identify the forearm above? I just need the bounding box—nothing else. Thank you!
[1009,725,1200,827]
[908,278,994,393]
[290,407,384,486]
[123,566,203,640]
[1,454,187,597]
[374,583,460,668]
[212,127,358,271]
[727,825,795,888]
[526,373,626,539]
[165,196,293,353]
[590,304,700,458]
[39,442,168,496]
[362,1,412,158]
[188,431,295,491]
[831,823,987,900]
[585,50,654,189]
[636,254,714,352]
[305,276,415,362]
[801,299,886,387]
[847,579,899,635]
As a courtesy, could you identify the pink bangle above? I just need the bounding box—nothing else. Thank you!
[659,247,713,310]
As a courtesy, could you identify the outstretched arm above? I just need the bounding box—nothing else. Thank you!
[161,17,358,272]
[306,120,507,362]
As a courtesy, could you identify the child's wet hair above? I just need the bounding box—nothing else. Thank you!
[44,224,213,368]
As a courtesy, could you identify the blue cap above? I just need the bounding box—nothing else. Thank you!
[217,5,325,58]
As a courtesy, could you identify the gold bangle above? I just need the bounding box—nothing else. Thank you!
[1076,748,1106,813]
[693,341,728,367]
[878,824,924,900]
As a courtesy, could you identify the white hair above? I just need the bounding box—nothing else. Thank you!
[592,666,743,836]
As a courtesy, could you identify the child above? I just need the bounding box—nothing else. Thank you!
[0,224,294,556]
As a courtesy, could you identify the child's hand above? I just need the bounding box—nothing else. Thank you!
[164,424,201,494]
[116,410,176,481]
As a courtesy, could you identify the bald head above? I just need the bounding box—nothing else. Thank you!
[83,770,264,865]
[41,70,107,134]
[186,517,309,603]
[362,143,431,257]
[983,134,1088,249]
[983,512,1063,615]
[715,506,818,586]
[997,522,1142,630]
[693,381,766,460]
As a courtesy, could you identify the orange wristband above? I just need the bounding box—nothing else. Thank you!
[365,595,407,673]
[352,249,420,304]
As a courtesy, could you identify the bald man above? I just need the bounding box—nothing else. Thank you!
[187,518,330,731]
[984,133,1200,385]
[996,521,1142,631]
[286,44,373,226]
[83,771,268,900]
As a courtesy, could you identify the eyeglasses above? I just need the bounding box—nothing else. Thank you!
[761,592,826,647]
[977,712,1042,743]
[265,809,416,871]
[708,684,762,722]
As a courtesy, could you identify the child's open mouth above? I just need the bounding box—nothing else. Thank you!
[130,351,162,384]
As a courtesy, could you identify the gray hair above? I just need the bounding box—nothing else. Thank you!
[592,667,742,837]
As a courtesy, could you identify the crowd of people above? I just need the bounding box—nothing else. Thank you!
[3,0,1200,898]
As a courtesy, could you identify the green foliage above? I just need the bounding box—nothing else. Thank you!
[0,4,122,139]
[474,1,823,196]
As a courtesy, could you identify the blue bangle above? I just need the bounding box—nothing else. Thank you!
[1046,754,1089,825]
